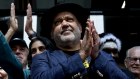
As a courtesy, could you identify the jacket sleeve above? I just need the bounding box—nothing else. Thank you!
[90,51,129,79]
[31,51,86,79]
[0,31,25,79]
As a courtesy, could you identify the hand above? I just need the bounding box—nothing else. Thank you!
[90,20,100,59]
[0,69,8,79]
[9,3,18,32]
[79,19,93,61]
[4,3,18,42]
[25,3,34,36]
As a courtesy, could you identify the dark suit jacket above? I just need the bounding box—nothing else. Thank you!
[31,49,130,79]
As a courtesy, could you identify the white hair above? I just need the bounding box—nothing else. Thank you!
[126,46,140,57]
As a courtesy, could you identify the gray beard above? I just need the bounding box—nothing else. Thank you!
[54,34,81,48]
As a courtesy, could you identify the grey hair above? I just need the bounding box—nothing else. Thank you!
[126,46,140,57]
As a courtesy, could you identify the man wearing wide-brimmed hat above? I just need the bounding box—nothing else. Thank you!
[30,3,129,79]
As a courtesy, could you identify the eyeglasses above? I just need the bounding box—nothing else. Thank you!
[127,57,140,63]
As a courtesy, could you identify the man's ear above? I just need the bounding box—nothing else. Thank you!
[124,59,128,68]
[26,48,29,56]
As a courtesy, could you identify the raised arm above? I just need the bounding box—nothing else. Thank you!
[25,3,37,40]
[0,31,24,79]
[5,3,18,42]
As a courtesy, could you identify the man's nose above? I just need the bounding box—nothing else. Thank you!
[61,20,69,28]
[14,49,21,54]
[62,25,70,31]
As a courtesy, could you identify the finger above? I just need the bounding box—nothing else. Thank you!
[11,3,15,18]
[26,3,32,27]
[86,20,92,33]
[92,29,100,45]
[90,20,94,32]
[87,20,93,38]
[91,20,99,42]
[87,20,94,41]
[86,26,93,47]
[82,27,88,44]
[90,21,94,40]
[91,20,98,35]
[85,27,90,40]
[27,3,32,19]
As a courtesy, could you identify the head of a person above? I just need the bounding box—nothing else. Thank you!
[28,37,55,67]
[100,33,121,60]
[9,38,29,69]
[125,46,140,76]
[0,67,8,79]
[29,36,55,57]
[40,3,90,51]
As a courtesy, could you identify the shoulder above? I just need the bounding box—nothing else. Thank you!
[121,68,136,79]
[96,51,113,60]
[32,50,60,62]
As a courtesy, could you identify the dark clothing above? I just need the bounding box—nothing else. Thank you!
[31,50,130,79]
[0,31,30,79]
[88,65,136,79]
[121,68,136,79]
[0,31,25,79]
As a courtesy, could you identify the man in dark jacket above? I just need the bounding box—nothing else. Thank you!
[31,3,130,79]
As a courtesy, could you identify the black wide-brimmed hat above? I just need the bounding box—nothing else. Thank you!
[40,3,90,39]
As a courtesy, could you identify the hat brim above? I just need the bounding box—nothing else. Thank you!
[9,40,28,48]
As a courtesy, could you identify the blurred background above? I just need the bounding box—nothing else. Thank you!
[0,0,139,63]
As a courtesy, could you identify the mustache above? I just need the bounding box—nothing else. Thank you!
[61,29,72,34]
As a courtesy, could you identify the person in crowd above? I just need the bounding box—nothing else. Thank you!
[99,33,135,79]
[9,38,29,69]
[0,3,25,79]
[27,36,55,67]
[25,3,55,57]
[29,36,55,57]
[0,3,30,79]
[99,33,121,64]
[125,46,140,79]
[25,4,55,68]
[4,3,30,78]
[0,31,25,79]
[30,3,130,79]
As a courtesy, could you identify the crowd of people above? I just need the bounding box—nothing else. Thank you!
[0,2,140,79]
